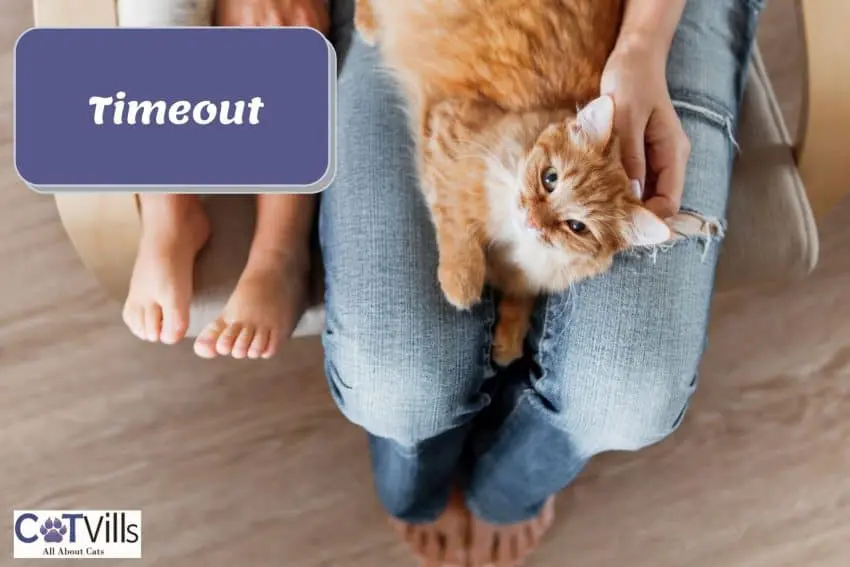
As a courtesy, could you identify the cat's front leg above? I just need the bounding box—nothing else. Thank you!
[492,294,536,366]
[433,215,487,310]
[419,98,493,310]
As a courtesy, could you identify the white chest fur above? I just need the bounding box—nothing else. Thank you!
[483,153,594,294]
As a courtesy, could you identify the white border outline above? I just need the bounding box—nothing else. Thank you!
[12,26,337,195]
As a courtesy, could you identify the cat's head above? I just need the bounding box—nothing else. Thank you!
[514,95,670,259]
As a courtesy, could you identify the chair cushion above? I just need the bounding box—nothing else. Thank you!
[714,47,818,292]
[185,47,818,338]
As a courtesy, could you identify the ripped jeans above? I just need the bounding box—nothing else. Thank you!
[320,0,762,524]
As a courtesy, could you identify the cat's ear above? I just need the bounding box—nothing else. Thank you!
[572,95,615,146]
[623,207,671,247]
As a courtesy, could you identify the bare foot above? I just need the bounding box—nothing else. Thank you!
[469,498,555,567]
[192,249,309,360]
[123,195,210,345]
[390,490,469,567]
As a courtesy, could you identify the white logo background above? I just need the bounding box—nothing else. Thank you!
[13,510,142,560]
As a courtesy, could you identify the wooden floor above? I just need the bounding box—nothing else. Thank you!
[3,2,850,566]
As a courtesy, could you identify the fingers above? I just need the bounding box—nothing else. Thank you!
[289,5,330,32]
[216,0,264,26]
[601,70,648,190]
[262,8,286,26]
[618,114,648,193]
[645,105,690,219]
[216,0,327,30]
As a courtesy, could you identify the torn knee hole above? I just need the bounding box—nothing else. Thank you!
[631,210,725,263]
[671,100,740,153]
[666,210,724,241]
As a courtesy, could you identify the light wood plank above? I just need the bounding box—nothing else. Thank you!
[2,2,850,566]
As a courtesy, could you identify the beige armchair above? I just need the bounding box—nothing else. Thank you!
[31,0,850,338]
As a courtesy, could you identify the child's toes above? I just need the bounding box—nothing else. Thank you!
[160,304,189,345]
[261,329,280,360]
[194,319,226,359]
[247,329,271,360]
[231,325,256,359]
[215,322,243,356]
[122,303,146,340]
[143,304,163,342]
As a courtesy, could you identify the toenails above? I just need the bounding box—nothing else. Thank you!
[123,300,191,345]
[192,318,279,360]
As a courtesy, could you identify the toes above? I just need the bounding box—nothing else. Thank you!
[417,535,438,566]
[261,329,279,359]
[143,304,163,342]
[444,527,467,566]
[394,520,417,548]
[540,497,556,529]
[247,329,270,360]
[390,491,471,567]
[470,522,496,567]
[122,303,146,340]
[423,530,443,562]
[160,305,189,345]
[491,531,507,567]
[193,319,226,359]
[215,322,243,356]
[497,528,524,567]
[522,524,536,553]
[231,325,256,359]
[405,526,438,567]
[415,528,429,555]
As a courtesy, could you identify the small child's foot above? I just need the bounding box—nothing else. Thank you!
[193,250,309,360]
[123,195,210,345]
[390,489,469,567]
[468,497,555,567]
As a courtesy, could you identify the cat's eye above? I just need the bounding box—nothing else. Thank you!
[565,219,586,234]
[541,167,558,192]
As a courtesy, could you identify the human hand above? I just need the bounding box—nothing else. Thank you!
[216,0,329,34]
[600,40,690,219]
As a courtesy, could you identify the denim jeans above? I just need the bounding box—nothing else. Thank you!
[321,0,764,525]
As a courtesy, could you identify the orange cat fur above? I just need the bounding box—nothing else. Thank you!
[356,0,671,365]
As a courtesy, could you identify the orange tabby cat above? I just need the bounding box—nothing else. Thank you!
[356,0,671,365]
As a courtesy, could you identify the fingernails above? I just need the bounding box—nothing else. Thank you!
[630,179,642,199]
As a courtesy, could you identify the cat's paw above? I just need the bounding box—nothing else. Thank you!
[438,263,484,310]
[492,324,524,367]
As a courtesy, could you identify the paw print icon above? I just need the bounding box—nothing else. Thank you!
[40,518,67,543]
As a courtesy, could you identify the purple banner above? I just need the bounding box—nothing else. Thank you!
[14,28,335,193]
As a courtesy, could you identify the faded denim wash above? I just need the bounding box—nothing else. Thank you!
[320,0,765,524]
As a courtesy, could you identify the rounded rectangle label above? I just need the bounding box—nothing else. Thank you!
[14,28,336,193]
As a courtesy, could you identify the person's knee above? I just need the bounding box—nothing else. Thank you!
[321,32,490,449]
[558,355,700,456]
[324,325,488,448]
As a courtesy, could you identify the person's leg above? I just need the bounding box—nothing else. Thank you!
[123,195,210,344]
[193,0,331,359]
[319,7,495,563]
[464,0,764,563]
[119,0,218,345]
[193,194,314,359]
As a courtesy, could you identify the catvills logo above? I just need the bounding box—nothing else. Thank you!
[13,510,142,559]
